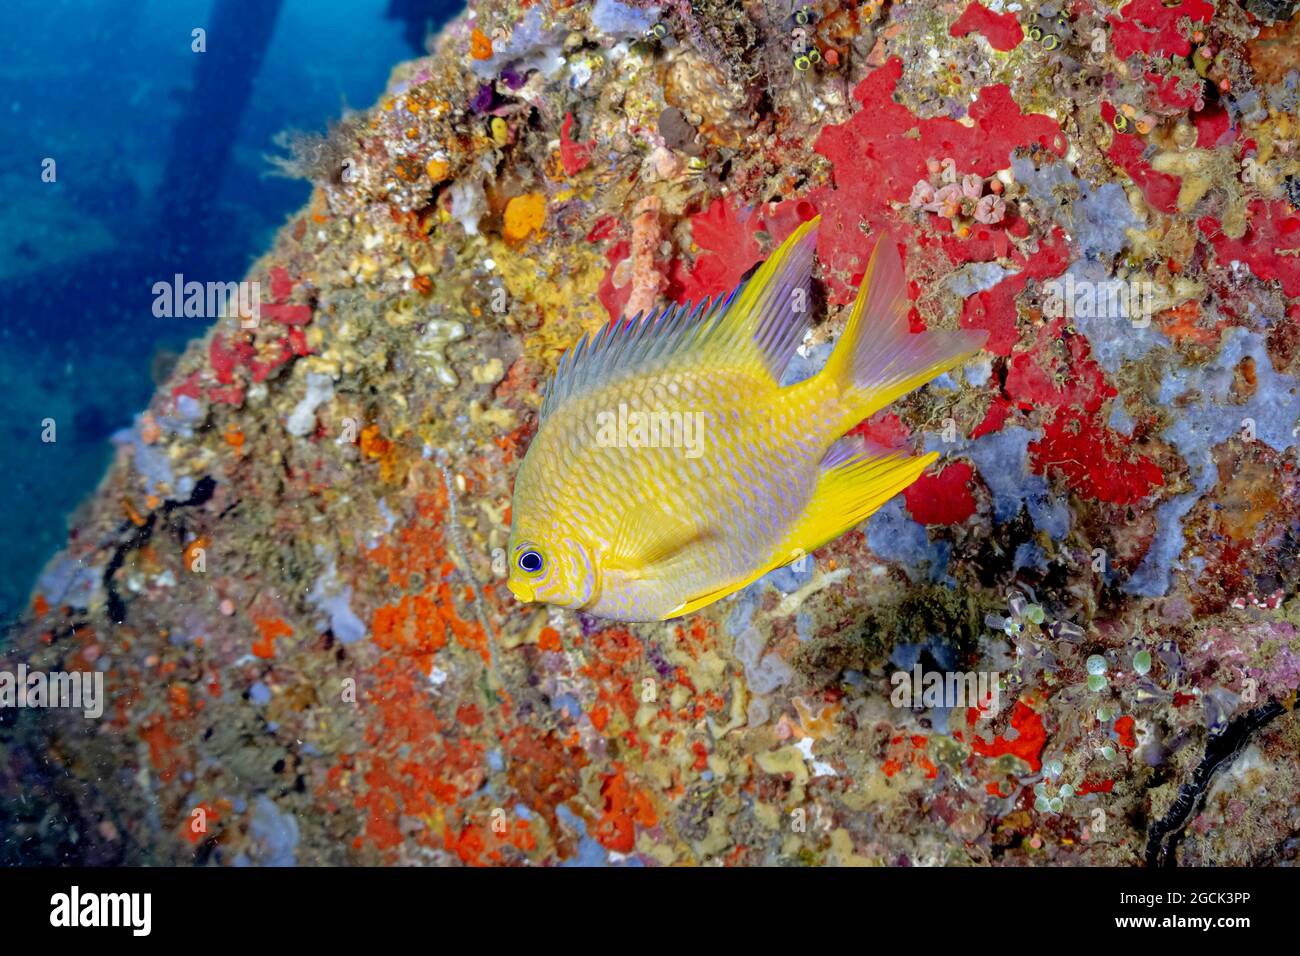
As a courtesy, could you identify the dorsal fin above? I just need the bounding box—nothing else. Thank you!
[539,215,821,423]
[726,214,820,381]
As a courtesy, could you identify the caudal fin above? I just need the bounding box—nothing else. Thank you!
[821,235,987,424]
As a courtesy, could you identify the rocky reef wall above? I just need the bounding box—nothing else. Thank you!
[4,0,1300,866]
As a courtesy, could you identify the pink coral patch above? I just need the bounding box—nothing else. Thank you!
[904,461,978,525]
[1102,102,1181,214]
[812,57,1064,304]
[1108,0,1214,60]
[1200,200,1300,297]
[950,2,1024,51]
[669,197,816,306]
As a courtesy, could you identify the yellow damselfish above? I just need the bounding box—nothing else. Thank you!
[507,216,986,621]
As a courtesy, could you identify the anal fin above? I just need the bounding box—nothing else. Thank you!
[663,448,937,621]
[780,448,937,557]
[666,581,740,620]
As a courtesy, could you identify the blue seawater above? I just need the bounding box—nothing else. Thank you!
[0,0,462,626]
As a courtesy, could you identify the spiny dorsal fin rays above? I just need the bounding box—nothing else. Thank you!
[538,216,821,424]
[540,300,708,421]
[599,310,641,380]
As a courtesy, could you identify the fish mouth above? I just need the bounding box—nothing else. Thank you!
[508,580,535,604]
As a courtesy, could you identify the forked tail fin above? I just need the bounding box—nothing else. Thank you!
[821,235,987,424]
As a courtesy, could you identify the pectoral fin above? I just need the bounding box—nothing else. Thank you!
[609,500,707,573]
[663,544,811,620]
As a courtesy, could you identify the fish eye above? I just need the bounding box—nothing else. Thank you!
[518,549,544,574]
